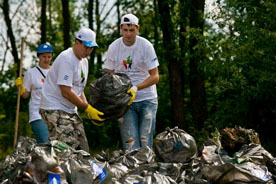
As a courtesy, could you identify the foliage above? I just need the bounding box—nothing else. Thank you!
[0,64,32,161]
[204,0,276,154]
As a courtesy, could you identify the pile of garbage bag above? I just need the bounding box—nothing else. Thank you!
[1,126,276,183]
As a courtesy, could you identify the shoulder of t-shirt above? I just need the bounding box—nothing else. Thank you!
[136,36,152,46]
[55,48,74,63]
[25,66,37,75]
[23,67,37,82]
[136,36,155,53]
[81,58,88,65]
[108,37,122,50]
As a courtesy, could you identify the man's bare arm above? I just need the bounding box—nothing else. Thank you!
[136,67,159,90]
[59,85,88,110]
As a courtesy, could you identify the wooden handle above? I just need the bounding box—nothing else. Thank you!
[14,37,25,148]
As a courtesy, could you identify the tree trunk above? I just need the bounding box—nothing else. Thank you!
[157,0,186,129]
[88,0,95,74]
[41,0,47,44]
[95,0,102,73]
[48,0,52,31]
[88,0,94,30]
[179,0,189,59]
[116,0,120,37]
[2,0,20,72]
[61,0,71,49]
[189,0,208,130]
[178,0,190,128]
[1,41,9,73]
[153,0,159,47]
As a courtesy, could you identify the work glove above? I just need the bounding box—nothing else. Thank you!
[127,86,137,105]
[85,104,105,121]
[15,77,25,95]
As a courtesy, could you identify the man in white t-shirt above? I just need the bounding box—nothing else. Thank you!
[105,14,159,151]
[39,27,104,152]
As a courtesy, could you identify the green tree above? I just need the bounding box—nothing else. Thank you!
[61,0,71,49]
[189,0,208,130]
[40,0,47,43]
[157,0,186,130]
[205,0,276,154]
[1,0,20,72]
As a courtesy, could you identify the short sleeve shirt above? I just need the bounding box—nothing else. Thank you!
[24,66,49,123]
[105,36,159,102]
[40,48,88,114]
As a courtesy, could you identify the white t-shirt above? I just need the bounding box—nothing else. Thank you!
[24,66,49,123]
[105,36,159,102]
[40,48,88,114]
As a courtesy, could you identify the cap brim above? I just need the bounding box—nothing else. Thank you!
[120,22,138,26]
[82,40,98,48]
[37,49,53,54]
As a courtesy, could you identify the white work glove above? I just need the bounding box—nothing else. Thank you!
[127,86,137,105]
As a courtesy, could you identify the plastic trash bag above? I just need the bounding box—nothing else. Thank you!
[118,169,177,184]
[181,158,209,184]
[92,147,157,183]
[220,125,261,156]
[202,162,272,183]
[94,146,156,169]
[0,137,95,184]
[136,162,184,182]
[116,146,156,168]
[199,128,275,184]
[153,127,198,163]
[89,72,132,123]
[0,136,35,184]
[90,161,129,184]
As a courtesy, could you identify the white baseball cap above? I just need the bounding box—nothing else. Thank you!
[120,14,139,26]
[76,27,98,47]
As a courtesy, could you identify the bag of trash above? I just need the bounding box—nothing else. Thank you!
[220,125,261,156]
[202,162,272,183]
[153,127,198,163]
[117,167,177,184]
[89,72,132,124]
[0,137,36,183]
[0,137,98,184]
[94,146,156,169]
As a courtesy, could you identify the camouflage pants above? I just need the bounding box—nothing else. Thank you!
[39,109,89,152]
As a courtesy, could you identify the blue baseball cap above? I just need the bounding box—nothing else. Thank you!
[37,43,53,54]
[76,28,98,48]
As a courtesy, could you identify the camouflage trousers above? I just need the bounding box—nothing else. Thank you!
[39,109,89,152]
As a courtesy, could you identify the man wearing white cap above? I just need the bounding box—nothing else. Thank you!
[105,14,159,151]
[39,27,104,152]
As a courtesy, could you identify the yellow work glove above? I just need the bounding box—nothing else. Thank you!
[15,77,25,95]
[85,104,105,121]
[127,86,137,105]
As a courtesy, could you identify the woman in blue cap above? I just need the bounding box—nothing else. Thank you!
[15,43,54,144]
